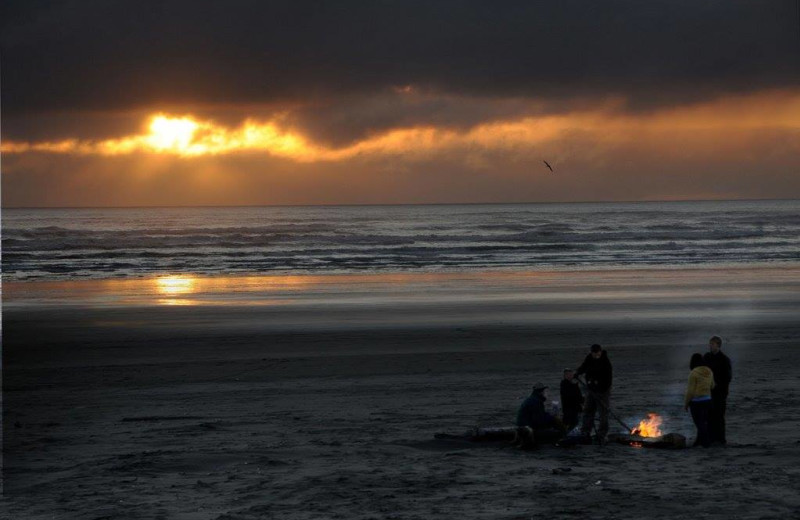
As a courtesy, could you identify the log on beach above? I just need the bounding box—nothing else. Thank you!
[435,426,519,442]
[608,432,687,449]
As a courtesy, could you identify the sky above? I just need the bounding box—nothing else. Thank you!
[2,0,799,207]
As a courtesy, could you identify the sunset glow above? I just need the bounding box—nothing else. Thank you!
[147,116,200,152]
[156,275,196,296]
[4,90,800,165]
[4,1,800,208]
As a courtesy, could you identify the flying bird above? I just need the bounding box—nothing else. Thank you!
[543,160,554,173]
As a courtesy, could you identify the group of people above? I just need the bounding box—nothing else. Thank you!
[514,337,732,448]
[685,336,732,447]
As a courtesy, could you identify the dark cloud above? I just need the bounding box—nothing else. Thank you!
[283,91,550,147]
[3,0,799,118]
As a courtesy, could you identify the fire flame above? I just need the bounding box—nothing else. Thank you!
[631,413,663,438]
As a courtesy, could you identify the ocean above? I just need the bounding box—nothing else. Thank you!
[3,200,799,281]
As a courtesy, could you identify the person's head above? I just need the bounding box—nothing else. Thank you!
[690,353,704,370]
[532,382,549,399]
[709,336,722,354]
[563,368,574,381]
[590,344,603,359]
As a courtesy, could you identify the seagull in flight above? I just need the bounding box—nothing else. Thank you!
[543,160,554,173]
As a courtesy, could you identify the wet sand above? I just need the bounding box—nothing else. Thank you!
[3,268,800,519]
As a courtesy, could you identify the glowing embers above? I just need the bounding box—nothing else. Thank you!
[630,412,663,438]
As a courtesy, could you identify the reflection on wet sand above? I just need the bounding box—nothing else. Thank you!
[156,275,196,295]
[4,268,800,321]
[155,275,197,305]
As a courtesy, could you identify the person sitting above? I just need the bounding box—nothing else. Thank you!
[684,353,715,448]
[515,382,566,448]
[560,368,584,432]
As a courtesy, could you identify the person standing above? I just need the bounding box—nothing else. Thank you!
[703,336,732,444]
[575,344,613,443]
[684,353,715,447]
[560,368,584,431]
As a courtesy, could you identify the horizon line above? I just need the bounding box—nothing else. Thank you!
[2,197,799,211]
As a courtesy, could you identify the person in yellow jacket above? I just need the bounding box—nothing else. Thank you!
[685,353,715,447]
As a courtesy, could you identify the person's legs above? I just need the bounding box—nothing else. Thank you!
[709,393,728,444]
[690,400,712,447]
[708,399,719,442]
[580,394,597,435]
[596,391,610,439]
[563,409,578,431]
[716,395,727,444]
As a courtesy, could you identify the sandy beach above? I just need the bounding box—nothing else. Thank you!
[4,267,800,519]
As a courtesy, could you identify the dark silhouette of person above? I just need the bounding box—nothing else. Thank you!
[560,368,584,431]
[515,382,565,447]
[703,336,732,444]
[575,344,613,443]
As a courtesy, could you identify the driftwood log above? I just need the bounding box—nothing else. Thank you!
[434,426,518,442]
[434,427,687,449]
[607,432,687,449]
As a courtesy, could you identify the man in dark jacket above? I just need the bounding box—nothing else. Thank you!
[560,368,584,431]
[515,382,564,447]
[575,344,613,443]
[703,336,732,444]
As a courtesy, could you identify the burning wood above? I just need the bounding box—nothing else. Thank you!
[603,412,686,449]
[630,412,663,437]
[604,413,685,449]
[609,432,686,449]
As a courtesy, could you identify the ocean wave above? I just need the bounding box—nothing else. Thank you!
[5,225,794,251]
[3,201,799,280]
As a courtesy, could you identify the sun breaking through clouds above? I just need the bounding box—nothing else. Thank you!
[3,90,800,166]
[2,114,311,159]
[3,1,799,206]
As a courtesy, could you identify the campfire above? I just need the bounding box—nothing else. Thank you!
[630,413,663,438]
[607,412,684,449]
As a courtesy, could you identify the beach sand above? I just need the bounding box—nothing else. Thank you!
[3,268,800,519]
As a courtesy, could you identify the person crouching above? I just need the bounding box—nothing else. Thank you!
[515,382,566,448]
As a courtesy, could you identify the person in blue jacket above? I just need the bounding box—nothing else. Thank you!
[515,382,565,447]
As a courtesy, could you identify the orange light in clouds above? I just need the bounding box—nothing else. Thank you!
[2,89,799,161]
[147,115,200,152]
[94,114,317,158]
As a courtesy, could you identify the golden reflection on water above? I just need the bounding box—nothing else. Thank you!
[155,275,197,304]
[7,268,796,309]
